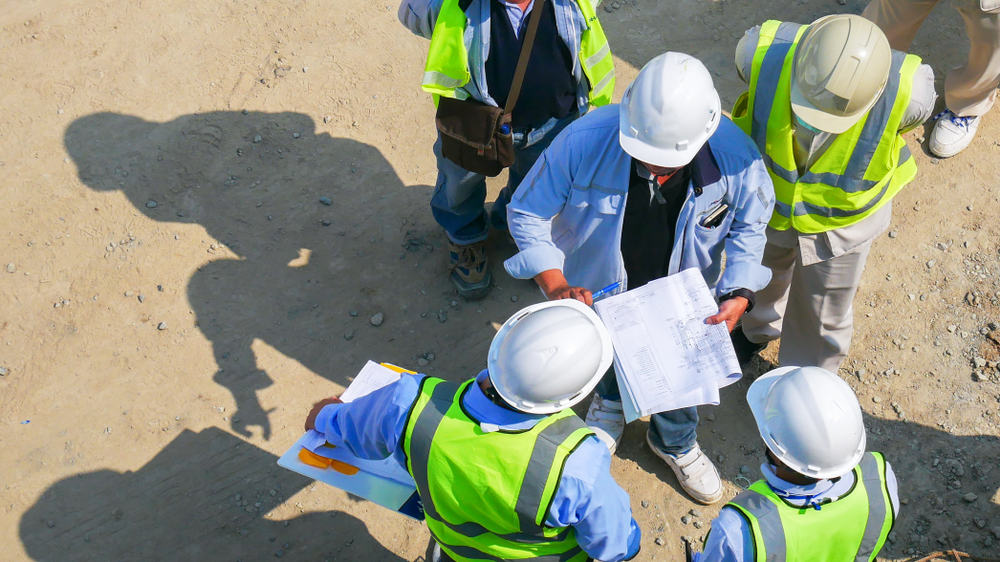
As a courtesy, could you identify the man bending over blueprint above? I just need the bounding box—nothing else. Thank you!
[503,52,774,506]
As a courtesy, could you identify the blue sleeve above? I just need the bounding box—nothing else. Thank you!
[397,0,443,39]
[884,460,901,518]
[503,128,578,280]
[544,436,641,561]
[313,374,425,465]
[695,506,753,562]
[716,149,775,296]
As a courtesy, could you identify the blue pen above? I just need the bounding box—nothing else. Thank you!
[591,281,622,301]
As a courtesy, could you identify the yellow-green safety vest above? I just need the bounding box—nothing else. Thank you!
[421,0,614,107]
[401,377,595,561]
[732,20,922,233]
[724,452,895,562]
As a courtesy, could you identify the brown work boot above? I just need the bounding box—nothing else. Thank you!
[448,240,492,300]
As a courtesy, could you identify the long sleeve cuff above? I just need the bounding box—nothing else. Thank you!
[503,244,566,280]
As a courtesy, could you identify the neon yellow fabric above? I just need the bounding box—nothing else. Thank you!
[402,377,592,561]
[422,0,614,107]
[728,453,894,562]
[732,20,921,233]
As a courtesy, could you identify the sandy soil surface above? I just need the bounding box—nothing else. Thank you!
[2,0,999,560]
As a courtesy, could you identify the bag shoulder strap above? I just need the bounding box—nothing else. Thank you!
[504,0,547,115]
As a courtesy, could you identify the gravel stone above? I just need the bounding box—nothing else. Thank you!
[437,310,448,323]
[510,295,519,302]
[343,329,355,341]
[369,312,384,327]
[349,310,358,317]
[137,294,145,303]
[640,500,649,508]
[253,135,262,143]
[5,263,15,273]
[888,230,897,238]
[654,537,664,546]
[681,515,690,525]
[319,196,332,206]
[417,357,430,367]
[0,366,8,376]
[962,492,978,503]
[693,521,704,529]
[145,199,158,208]
[157,322,167,330]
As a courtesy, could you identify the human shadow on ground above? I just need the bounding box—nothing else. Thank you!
[19,427,410,561]
[616,372,1000,559]
[64,111,481,441]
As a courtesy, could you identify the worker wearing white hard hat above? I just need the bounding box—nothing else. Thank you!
[730,14,937,372]
[304,300,641,562]
[505,52,776,505]
[695,366,901,561]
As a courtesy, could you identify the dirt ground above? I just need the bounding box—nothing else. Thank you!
[2,0,999,560]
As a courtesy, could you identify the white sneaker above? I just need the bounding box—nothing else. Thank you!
[646,433,724,505]
[929,109,981,158]
[585,395,625,454]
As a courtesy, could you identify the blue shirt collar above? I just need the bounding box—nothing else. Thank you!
[463,370,547,432]
[629,141,721,195]
[760,462,855,508]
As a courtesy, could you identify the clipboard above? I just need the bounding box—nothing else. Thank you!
[277,361,424,520]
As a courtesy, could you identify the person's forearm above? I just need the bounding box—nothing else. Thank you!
[534,269,569,298]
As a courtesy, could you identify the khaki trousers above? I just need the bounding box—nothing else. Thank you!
[741,228,873,372]
[864,0,1000,116]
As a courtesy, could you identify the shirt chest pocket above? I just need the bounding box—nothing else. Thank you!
[567,185,623,215]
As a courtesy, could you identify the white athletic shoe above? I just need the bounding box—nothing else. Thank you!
[646,434,724,505]
[585,395,625,454]
[929,109,981,158]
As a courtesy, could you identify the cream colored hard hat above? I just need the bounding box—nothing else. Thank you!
[619,52,721,167]
[487,299,614,414]
[747,366,866,480]
[791,14,892,134]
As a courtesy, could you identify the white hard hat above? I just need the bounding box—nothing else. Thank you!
[747,366,866,480]
[791,14,892,134]
[619,52,721,168]
[487,300,614,414]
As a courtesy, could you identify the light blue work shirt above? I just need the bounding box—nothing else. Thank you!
[504,104,775,297]
[314,370,641,561]
[397,0,594,144]
[695,461,901,561]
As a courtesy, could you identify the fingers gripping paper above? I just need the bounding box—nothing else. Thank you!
[593,269,742,422]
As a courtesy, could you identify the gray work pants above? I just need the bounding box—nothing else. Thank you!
[864,0,1000,116]
[741,228,873,372]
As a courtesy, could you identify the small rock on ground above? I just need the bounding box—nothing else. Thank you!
[369,312,384,327]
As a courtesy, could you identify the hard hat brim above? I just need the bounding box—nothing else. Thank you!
[746,366,799,426]
[618,128,705,169]
[789,79,877,135]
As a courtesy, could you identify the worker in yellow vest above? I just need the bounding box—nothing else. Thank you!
[728,14,937,371]
[398,0,614,300]
[696,366,900,561]
[305,299,640,561]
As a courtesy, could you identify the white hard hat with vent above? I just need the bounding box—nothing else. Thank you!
[619,52,721,168]
[488,299,614,415]
[791,14,892,134]
[747,366,866,480]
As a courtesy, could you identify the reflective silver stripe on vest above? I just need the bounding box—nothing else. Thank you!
[590,72,614,98]
[751,22,804,154]
[855,453,891,561]
[729,491,787,561]
[423,70,467,89]
[409,380,573,544]
[439,538,585,562]
[514,415,589,532]
[583,42,611,68]
[798,51,908,193]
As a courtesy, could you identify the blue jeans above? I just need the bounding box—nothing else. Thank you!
[594,368,699,456]
[430,113,577,244]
